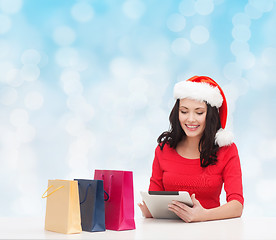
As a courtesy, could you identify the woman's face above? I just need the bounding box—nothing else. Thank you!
[178,98,207,139]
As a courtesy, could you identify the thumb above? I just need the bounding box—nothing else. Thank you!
[191,193,200,205]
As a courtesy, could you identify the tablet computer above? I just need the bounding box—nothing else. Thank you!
[140,191,193,219]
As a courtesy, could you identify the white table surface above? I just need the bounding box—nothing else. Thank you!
[0,216,276,239]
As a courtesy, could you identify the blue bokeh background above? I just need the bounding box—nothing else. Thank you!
[1,0,276,218]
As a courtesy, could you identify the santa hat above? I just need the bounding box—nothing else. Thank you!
[173,76,233,147]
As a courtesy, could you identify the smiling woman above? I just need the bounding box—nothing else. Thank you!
[138,76,243,223]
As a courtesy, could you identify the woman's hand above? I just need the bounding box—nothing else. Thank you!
[138,201,153,218]
[168,194,207,223]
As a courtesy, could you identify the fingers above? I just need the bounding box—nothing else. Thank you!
[138,201,152,218]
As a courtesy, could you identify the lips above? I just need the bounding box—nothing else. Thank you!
[185,124,199,131]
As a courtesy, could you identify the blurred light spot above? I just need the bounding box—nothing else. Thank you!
[0,0,22,14]
[0,87,17,105]
[21,49,41,65]
[167,13,186,32]
[10,108,29,127]
[65,117,85,136]
[53,26,76,46]
[232,13,251,26]
[171,38,191,55]
[230,41,250,56]
[110,57,134,79]
[60,70,83,95]
[128,77,149,93]
[37,51,49,68]
[55,47,79,68]
[67,95,94,121]
[20,64,40,82]
[179,0,196,17]
[246,65,268,89]
[71,2,94,23]
[236,51,255,69]
[232,25,251,41]
[223,62,242,80]
[195,0,214,15]
[244,3,262,19]
[190,26,209,44]
[24,91,44,110]
[16,124,36,143]
[122,0,145,20]
[261,47,276,66]
[0,14,11,34]
[249,0,274,13]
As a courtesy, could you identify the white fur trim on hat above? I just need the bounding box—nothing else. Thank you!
[174,81,223,108]
[215,128,233,147]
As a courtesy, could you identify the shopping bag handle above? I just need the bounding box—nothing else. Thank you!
[104,190,109,201]
[101,174,113,200]
[79,183,110,204]
[79,183,91,204]
[42,185,64,198]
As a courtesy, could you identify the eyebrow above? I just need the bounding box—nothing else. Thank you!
[179,106,206,110]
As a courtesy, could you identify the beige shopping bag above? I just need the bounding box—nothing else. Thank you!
[42,179,82,234]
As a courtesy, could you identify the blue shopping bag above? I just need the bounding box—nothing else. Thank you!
[74,179,108,232]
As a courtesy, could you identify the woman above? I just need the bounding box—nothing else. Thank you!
[138,76,244,222]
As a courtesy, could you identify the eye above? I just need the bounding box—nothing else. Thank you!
[180,110,187,114]
[196,112,204,115]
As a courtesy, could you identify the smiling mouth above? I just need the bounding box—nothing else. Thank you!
[185,124,199,130]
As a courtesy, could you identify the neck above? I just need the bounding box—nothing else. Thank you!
[182,136,201,150]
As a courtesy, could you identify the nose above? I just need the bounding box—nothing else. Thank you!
[187,112,196,122]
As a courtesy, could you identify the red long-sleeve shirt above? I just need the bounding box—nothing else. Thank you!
[149,143,244,209]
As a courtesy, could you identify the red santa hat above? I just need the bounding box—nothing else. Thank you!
[173,76,233,147]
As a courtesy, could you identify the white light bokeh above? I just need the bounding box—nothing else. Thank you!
[9,108,29,127]
[167,13,186,32]
[232,13,251,26]
[0,0,23,14]
[0,14,12,34]
[71,2,94,23]
[110,57,134,79]
[230,41,250,56]
[20,64,40,82]
[190,25,209,44]
[232,25,251,42]
[244,3,263,19]
[223,62,242,80]
[122,0,146,20]
[236,51,255,69]
[55,47,80,68]
[171,38,191,55]
[0,86,18,106]
[21,49,41,65]
[16,124,36,143]
[179,0,196,17]
[60,70,83,95]
[249,0,274,13]
[53,26,76,46]
[24,91,44,110]
[195,0,214,15]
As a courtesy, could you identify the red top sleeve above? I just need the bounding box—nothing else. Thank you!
[221,144,244,205]
[149,146,165,191]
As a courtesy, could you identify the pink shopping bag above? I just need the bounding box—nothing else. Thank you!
[94,170,136,231]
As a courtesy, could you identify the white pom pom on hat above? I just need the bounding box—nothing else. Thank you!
[173,76,233,147]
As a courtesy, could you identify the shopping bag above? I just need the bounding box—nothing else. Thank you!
[42,179,82,234]
[94,170,136,231]
[74,179,107,232]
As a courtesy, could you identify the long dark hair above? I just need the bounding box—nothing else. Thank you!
[157,99,221,167]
